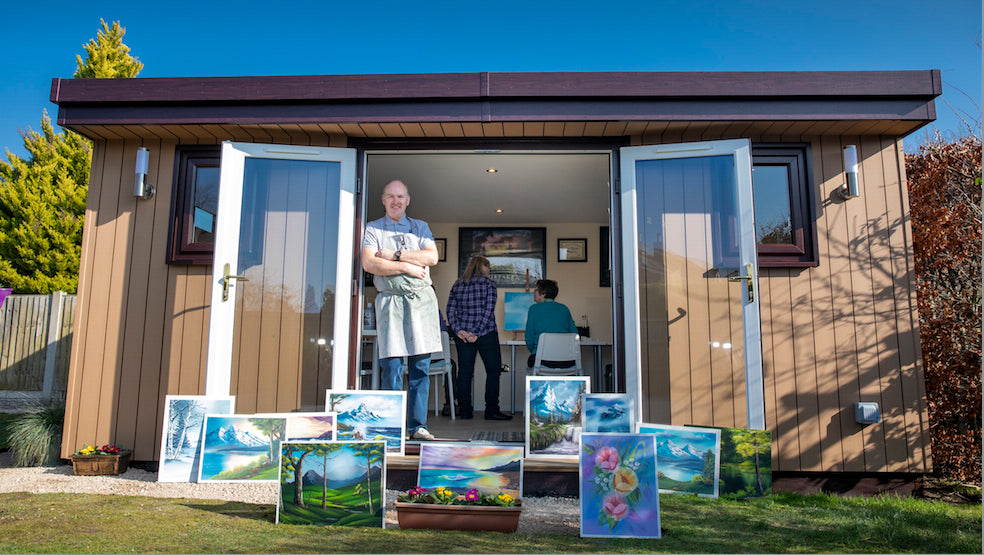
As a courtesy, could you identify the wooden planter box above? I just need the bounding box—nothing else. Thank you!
[394,501,522,533]
[69,450,131,476]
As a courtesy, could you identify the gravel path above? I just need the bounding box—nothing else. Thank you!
[0,452,580,534]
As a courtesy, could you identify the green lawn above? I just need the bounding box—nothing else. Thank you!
[0,491,978,553]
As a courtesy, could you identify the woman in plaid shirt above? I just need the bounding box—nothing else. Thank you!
[446,256,512,420]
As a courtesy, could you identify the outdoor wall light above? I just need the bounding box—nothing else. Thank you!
[837,145,860,200]
[134,147,156,200]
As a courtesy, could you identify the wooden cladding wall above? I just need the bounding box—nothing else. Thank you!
[61,124,930,475]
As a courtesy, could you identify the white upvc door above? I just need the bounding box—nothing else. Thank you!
[620,139,764,430]
[204,142,357,412]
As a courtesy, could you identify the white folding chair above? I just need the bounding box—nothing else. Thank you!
[528,333,583,376]
[427,331,456,419]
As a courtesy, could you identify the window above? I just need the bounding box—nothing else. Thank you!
[752,144,818,267]
[167,146,220,264]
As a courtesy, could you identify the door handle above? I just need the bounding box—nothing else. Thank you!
[728,263,755,303]
[220,263,249,301]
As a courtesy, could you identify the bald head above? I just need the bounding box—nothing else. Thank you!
[382,180,410,222]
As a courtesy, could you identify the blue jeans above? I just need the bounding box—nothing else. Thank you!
[379,354,431,434]
[453,330,503,415]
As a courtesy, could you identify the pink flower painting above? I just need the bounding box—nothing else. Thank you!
[579,433,660,539]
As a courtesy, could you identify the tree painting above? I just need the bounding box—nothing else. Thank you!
[277,441,386,527]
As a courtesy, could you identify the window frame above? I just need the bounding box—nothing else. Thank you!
[166,145,221,265]
[751,143,819,268]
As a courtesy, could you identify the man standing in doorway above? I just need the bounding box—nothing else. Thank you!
[363,180,442,441]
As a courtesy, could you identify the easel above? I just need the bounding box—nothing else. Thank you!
[511,269,531,342]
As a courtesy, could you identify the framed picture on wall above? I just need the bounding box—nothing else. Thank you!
[558,238,587,262]
[458,227,546,288]
[600,226,611,287]
[434,238,447,262]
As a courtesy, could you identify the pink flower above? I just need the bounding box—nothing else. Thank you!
[595,447,619,471]
[465,489,480,502]
[603,492,629,521]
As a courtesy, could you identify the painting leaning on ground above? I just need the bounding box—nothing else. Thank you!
[157,395,235,483]
[277,441,386,527]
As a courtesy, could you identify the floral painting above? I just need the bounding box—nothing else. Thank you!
[636,423,721,498]
[417,442,523,497]
[198,414,286,482]
[526,376,590,459]
[579,433,660,538]
[277,441,386,527]
[582,393,633,433]
[326,390,406,455]
[157,395,235,482]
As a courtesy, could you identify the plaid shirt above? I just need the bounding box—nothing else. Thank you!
[446,276,498,338]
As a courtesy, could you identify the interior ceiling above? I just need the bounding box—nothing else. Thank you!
[365,152,612,224]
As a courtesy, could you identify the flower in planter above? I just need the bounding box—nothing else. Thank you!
[397,486,521,507]
[74,444,125,456]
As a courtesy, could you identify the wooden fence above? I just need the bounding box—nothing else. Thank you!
[0,292,76,408]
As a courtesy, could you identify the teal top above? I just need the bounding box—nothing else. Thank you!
[525,299,577,354]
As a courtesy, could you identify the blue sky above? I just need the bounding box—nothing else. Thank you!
[2,1,979,158]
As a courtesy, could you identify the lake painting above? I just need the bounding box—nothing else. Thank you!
[526,376,590,459]
[277,441,386,527]
[326,390,406,455]
[157,395,235,482]
[636,423,721,498]
[198,415,286,482]
[417,442,523,497]
[582,394,633,433]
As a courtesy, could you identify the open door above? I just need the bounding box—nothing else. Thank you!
[619,139,764,430]
[204,142,357,413]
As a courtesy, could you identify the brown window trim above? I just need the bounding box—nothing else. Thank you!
[167,145,220,265]
[752,143,819,268]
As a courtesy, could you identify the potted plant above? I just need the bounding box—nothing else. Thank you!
[69,444,131,476]
[394,486,522,533]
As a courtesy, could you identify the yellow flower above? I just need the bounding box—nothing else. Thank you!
[498,493,514,503]
[612,466,639,494]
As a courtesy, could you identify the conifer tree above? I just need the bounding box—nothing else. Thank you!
[0,20,141,293]
[74,19,143,78]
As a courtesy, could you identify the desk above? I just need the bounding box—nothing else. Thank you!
[502,339,612,413]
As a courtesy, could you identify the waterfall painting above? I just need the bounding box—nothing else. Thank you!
[525,376,590,459]
[157,395,235,482]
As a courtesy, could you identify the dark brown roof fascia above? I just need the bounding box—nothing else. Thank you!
[51,70,942,104]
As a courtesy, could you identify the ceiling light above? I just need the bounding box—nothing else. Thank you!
[486,168,497,173]
[496,209,503,213]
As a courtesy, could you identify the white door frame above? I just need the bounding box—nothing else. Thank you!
[618,139,765,430]
[204,142,358,397]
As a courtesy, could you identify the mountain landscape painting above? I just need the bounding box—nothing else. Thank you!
[526,376,590,459]
[691,425,772,498]
[636,423,721,498]
[582,394,633,433]
[417,442,523,497]
[326,390,406,455]
[277,441,386,527]
[157,395,235,482]
[198,415,286,482]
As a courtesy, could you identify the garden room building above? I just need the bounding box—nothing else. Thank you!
[49,70,939,486]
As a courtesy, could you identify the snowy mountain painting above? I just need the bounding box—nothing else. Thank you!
[198,415,286,482]
[636,423,721,498]
[326,390,406,456]
[157,395,235,483]
[526,376,590,459]
[582,393,633,433]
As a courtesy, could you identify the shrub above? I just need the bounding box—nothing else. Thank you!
[7,404,65,467]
